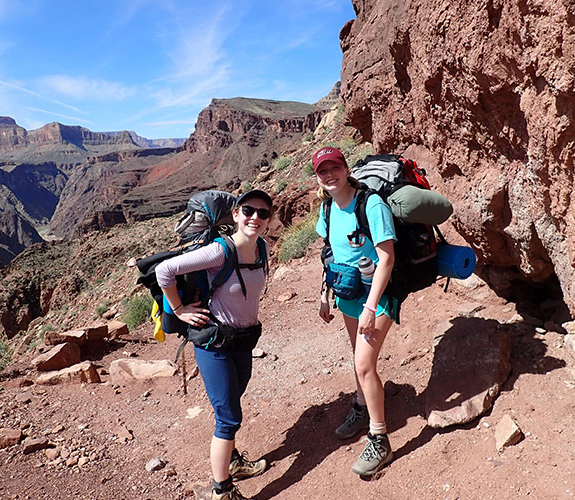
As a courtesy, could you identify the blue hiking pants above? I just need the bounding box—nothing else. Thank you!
[194,345,253,440]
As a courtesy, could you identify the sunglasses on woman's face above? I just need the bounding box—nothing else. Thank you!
[240,205,271,220]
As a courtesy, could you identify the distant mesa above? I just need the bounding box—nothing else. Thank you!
[0,87,338,265]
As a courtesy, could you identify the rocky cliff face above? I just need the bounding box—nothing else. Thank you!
[0,119,140,155]
[185,97,325,155]
[48,148,181,239]
[50,97,327,237]
[0,118,187,257]
[340,0,575,316]
[0,206,43,268]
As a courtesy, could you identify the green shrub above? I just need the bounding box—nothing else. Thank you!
[40,324,54,337]
[123,295,153,331]
[338,137,355,155]
[95,300,111,318]
[302,162,314,178]
[241,181,253,193]
[0,337,11,372]
[347,143,375,169]
[334,103,345,123]
[278,210,319,263]
[274,156,292,171]
[303,132,314,142]
[275,180,287,193]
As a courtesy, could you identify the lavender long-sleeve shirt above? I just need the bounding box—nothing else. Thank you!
[155,241,267,329]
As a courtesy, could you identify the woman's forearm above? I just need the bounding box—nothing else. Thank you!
[365,240,395,309]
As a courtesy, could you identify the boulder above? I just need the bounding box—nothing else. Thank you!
[0,428,23,448]
[35,361,101,385]
[107,320,129,338]
[44,329,87,346]
[32,343,81,371]
[109,359,177,385]
[22,437,52,455]
[425,318,511,428]
[85,324,108,342]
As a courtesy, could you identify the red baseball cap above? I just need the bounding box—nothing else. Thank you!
[312,147,348,172]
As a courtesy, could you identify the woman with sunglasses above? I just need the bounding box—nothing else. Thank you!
[156,189,273,500]
[313,147,398,476]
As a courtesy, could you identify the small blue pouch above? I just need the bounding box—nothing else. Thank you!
[325,262,365,300]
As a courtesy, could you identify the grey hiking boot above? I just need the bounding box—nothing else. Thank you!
[229,449,266,480]
[212,484,253,500]
[335,403,369,439]
[351,432,394,476]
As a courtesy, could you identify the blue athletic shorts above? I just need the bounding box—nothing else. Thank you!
[336,293,399,323]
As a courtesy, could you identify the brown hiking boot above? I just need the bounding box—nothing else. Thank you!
[229,449,266,480]
[212,483,253,500]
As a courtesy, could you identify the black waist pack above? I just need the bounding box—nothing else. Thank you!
[187,322,262,351]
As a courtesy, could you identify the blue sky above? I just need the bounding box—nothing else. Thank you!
[0,0,355,139]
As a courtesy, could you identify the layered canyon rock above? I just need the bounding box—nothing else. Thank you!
[0,118,185,258]
[50,97,328,237]
[340,0,575,315]
[0,206,43,267]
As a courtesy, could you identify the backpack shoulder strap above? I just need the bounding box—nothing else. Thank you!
[255,236,268,276]
[208,235,241,300]
[322,199,332,243]
[353,188,373,243]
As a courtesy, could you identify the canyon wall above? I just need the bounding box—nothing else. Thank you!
[340,0,575,314]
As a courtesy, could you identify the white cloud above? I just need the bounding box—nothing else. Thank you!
[39,75,134,101]
[0,79,85,112]
[25,106,91,125]
[166,6,232,83]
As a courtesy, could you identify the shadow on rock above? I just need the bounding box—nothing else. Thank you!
[387,316,566,459]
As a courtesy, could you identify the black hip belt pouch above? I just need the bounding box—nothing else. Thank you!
[187,322,262,351]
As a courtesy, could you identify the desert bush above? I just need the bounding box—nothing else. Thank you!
[241,181,253,193]
[277,210,319,262]
[334,103,345,123]
[95,300,111,318]
[0,337,11,371]
[347,143,375,168]
[302,161,314,177]
[274,156,292,171]
[275,180,287,193]
[123,295,153,331]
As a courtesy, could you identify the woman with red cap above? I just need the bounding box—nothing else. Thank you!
[313,146,398,476]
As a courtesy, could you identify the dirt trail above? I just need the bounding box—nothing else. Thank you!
[1,242,574,499]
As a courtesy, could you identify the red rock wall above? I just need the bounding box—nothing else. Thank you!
[341,0,575,315]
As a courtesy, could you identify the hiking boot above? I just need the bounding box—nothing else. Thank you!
[351,432,393,476]
[229,449,267,480]
[212,484,253,500]
[335,403,369,439]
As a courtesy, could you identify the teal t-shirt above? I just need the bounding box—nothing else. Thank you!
[316,193,396,267]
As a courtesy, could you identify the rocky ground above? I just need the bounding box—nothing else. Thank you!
[1,235,575,500]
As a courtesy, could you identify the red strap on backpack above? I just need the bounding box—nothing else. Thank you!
[400,158,431,190]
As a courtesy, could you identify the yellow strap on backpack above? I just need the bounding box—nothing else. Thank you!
[151,300,166,342]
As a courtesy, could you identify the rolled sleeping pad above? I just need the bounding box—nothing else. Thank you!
[436,244,477,279]
[387,185,453,225]
[162,293,188,335]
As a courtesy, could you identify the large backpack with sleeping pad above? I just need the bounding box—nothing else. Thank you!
[136,190,268,349]
[321,154,454,321]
